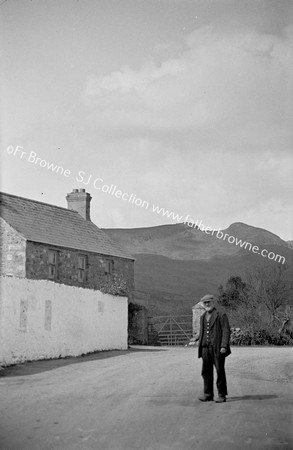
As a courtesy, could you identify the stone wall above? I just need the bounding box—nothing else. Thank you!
[25,242,134,300]
[128,303,148,344]
[0,218,134,301]
[0,218,26,278]
[0,276,128,366]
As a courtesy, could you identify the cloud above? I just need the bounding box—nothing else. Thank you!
[83,25,293,152]
[79,26,293,238]
[85,59,185,95]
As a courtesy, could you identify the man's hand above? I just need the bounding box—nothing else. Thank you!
[220,347,227,354]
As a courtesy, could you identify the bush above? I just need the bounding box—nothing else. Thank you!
[230,327,293,346]
[219,265,292,346]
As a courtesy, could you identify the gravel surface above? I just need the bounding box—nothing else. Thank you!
[225,346,293,384]
[0,346,292,450]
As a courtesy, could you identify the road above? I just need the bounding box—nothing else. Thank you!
[0,346,292,450]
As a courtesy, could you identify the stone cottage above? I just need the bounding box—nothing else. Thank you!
[0,189,134,365]
[0,188,134,298]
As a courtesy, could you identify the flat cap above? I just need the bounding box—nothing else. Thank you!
[200,294,215,302]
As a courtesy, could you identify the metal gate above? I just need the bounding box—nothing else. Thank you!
[148,315,193,346]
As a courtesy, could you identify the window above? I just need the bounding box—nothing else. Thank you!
[78,255,87,282]
[104,259,114,281]
[48,250,57,279]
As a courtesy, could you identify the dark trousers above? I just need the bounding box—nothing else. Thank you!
[201,345,228,398]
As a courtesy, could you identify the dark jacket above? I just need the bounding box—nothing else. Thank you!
[198,309,231,359]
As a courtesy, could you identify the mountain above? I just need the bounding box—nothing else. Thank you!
[103,222,293,315]
[104,222,289,260]
[287,241,293,249]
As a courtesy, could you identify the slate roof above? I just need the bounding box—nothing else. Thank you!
[0,192,134,260]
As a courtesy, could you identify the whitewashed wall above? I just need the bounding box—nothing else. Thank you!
[0,276,128,366]
[192,301,205,337]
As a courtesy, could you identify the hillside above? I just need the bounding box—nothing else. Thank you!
[288,241,293,249]
[105,222,289,260]
[104,222,293,315]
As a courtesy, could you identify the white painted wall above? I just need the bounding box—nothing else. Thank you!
[0,276,128,366]
[192,301,205,337]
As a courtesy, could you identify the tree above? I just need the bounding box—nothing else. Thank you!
[218,276,247,309]
[218,264,290,344]
[245,264,288,328]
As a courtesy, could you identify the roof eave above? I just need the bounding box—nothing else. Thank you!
[25,239,135,261]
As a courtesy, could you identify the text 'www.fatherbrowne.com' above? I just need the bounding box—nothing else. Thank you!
[6,145,286,265]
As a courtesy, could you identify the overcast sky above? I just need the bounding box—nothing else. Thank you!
[1,0,292,239]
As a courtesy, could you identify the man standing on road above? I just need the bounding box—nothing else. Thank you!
[197,294,231,403]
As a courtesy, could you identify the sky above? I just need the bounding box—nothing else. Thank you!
[1,0,293,239]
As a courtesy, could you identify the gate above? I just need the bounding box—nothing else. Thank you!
[148,315,193,346]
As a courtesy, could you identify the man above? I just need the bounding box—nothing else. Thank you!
[197,294,231,403]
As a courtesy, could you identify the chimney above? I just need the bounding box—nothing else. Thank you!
[66,188,92,221]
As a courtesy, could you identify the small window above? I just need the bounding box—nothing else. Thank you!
[48,264,56,278]
[48,250,57,265]
[48,250,57,279]
[78,255,87,282]
[104,260,114,280]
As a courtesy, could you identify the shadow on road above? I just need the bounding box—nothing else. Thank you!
[0,346,166,378]
[228,395,278,401]
[149,394,279,407]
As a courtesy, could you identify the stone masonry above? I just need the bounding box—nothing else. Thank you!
[0,218,26,278]
[0,190,135,301]
[26,241,134,300]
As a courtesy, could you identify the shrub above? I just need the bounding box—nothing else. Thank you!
[230,327,293,346]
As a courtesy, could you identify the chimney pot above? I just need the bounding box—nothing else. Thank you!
[73,189,78,193]
[79,188,85,193]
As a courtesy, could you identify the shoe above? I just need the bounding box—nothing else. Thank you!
[215,396,226,403]
[198,395,214,402]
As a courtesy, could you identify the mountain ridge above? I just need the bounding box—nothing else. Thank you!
[104,221,290,261]
[103,222,292,315]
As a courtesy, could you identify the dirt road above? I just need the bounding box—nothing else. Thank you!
[0,346,292,450]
